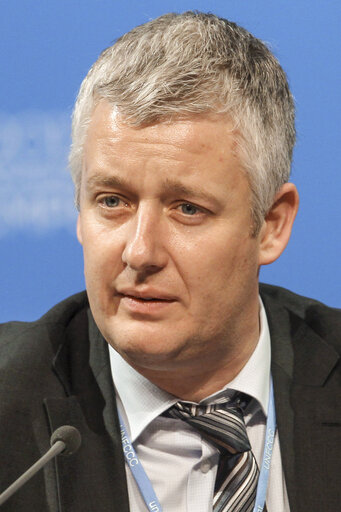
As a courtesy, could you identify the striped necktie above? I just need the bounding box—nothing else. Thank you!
[166,395,262,512]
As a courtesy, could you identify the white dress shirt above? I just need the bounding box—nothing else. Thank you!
[109,300,290,511]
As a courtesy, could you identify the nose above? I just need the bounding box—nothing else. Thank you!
[121,203,168,273]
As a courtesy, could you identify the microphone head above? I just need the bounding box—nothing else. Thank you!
[50,425,82,456]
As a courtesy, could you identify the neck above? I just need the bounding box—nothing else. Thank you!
[141,349,258,402]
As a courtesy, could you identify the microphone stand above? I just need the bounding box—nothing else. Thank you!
[0,440,65,506]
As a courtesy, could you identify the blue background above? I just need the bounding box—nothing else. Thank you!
[0,0,340,321]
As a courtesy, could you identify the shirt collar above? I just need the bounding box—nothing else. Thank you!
[207,298,271,415]
[109,298,271,442]
[109,348,176,442]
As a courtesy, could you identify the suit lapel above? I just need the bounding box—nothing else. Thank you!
[262,290,340,512]
[289,321,340,512]
[262,293,297,510]
[44,307,130,512]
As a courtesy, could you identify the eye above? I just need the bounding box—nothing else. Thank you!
[100,195,123,208]
[179,203,200,215]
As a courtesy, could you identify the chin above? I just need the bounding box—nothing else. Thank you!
[107,329,187,368]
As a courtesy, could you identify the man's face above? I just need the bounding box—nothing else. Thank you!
[77,102,262,372]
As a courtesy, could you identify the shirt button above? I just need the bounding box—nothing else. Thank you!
[200,461,211,474]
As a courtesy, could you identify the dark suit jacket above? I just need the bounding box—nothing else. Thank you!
[0,284,340,511]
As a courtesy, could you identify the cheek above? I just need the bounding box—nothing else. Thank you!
[181,234,258,303]
[81,228,123,288]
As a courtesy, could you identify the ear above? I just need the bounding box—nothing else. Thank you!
[76,215,83,245]
[258,183,299,266]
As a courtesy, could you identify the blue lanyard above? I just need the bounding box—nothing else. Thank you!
[119,412,163,512]
[253,376,276,512]
[118,377,276,512]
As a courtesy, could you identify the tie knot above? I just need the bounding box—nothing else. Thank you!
[165,394,251,454]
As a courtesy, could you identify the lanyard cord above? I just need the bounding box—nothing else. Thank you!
[253,377,276,511]
[119,413,163,512]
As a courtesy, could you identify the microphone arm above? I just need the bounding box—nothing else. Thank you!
[0,441,64,506]
[0,425,81,506]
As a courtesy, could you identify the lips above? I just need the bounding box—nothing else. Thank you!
[116,288,177,302]
[123,295,172,302]
[115,288,177,314]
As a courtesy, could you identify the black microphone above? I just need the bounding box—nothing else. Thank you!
[0,425,81,506]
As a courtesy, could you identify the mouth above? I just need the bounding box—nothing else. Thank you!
[120,294,174,302]
[116,287,177,301]
[116,290,177,314]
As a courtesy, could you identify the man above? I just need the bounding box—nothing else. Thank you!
[0,11,340,512]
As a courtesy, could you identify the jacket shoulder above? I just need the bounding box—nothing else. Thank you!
[259,283,341,350]
[0,291,88,333]
[0,291,89,371]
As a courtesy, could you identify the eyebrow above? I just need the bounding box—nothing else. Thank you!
[86,174,129,190]
[85,173,221,206]
[160,178,220,205]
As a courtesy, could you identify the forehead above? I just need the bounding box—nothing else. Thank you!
[84,101,239,160]
[82,102,250,203]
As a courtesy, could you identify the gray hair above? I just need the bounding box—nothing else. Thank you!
[69,11,295,233]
